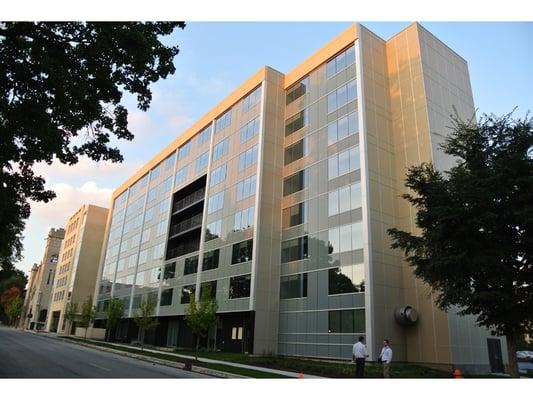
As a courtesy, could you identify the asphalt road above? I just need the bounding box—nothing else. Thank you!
[0,326,209,378]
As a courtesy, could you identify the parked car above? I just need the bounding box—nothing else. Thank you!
[517,351,533,362]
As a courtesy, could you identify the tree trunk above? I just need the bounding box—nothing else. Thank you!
[84,327,88,340]
[105,327,109,342]
[196,336,200,361]
[140,329,144,352]
[506,333,519,378]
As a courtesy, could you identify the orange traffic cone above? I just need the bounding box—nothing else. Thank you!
[452,368,464,378]
[299,372,304,379]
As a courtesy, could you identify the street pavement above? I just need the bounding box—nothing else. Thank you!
[0,326,210,378]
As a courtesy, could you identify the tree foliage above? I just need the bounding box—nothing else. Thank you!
[388,112,533,377]
[0,22,185,270]
[133,295,159,350]
[104,297,124,341]
[63,301,78,334]
[184,288,218,360]
[78,296,97,339]
[5,295,23,325]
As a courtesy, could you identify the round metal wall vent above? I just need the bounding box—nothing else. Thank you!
[394,306,419,326]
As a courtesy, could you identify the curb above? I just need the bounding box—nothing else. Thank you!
[43,333,247,379]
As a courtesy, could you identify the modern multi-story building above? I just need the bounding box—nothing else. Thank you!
[93,23,507,373]
[47,204,108,334]
[25,228,65,330]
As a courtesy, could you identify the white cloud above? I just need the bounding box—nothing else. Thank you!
[33,156,144,187]
[16,181,112,274]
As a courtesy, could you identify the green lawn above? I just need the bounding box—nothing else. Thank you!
[174,349,451,378]
[63,337,287,378]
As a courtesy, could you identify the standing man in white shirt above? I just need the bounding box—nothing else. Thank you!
[379,339,393,378]
[352,336,368,377]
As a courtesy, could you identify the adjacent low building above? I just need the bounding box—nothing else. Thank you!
[47,204,108,334]
[92,22,508,374]
[24,228,65,330]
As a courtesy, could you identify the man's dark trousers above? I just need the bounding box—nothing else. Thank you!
[355,358,365,377]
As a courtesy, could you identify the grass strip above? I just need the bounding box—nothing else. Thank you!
[63,337,287,379]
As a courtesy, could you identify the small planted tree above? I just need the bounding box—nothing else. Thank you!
[6,295,23,326]
[78,296,97,340]
[63,302,78,335]
[133,296,159,351]
[184,288,218,360]
[104,297,124,342]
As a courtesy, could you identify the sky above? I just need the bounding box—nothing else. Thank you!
[17,22,533,274]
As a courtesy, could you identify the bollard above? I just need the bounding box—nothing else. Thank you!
[183,361,192,371]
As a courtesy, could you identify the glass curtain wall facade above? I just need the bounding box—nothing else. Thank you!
[94,23,500,373]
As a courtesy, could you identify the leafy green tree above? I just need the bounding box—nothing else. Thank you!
[0,22,185,270]
[133,296,159,351]
[184,288,219,360]
[78,296,97,339]
[388,113,533,378]
[63,302,78,335]
[104,297,124,342]
[6,295,23,326]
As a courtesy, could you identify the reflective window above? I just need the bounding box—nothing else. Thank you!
[197,125,212,146]
[281,236,308,263]
[184,255,198,275]
[144,207,154,222]
[280,273,308,299]
[284,137,308,165]
[326,46,356,78]
[161,176,173,193]
[163,262,176,280]
[175,166,188,187]
[327,80,357,114]
[159,198,170,214]
[238,144,258,171]
[286,77,309,105]
[328,309,365,333]
[229,274,251,299]
[207,190,225,214]
[181,284,195,304]
[152,242,165,260]
[141,227,151,244]
[164,152,176,170]
[234,206,255,232]
[210,164,227,187]
[160,288,173,306]
[283,169,308,196]
[205,220,222,241]
[138,249,148,265]
[328,221,363,254]
[195,151,209,172]
[200,280,217,299]
[242,86,262,113]
[150,163,161,180]
[285,108,308,136]
[236,175,256,201]
[282,202,307,228]
[231,239,253,264]
[328,182,361,216]
[215,109,232,133]
[178,141,191,160]
[203,249,220,271]
[240,117,261,143]
[147,187,157,203]
[213,138,229,161]
[328,111,358,145]
[156,219,168,237]
[328,146,360,180]
[328,264,365,295]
